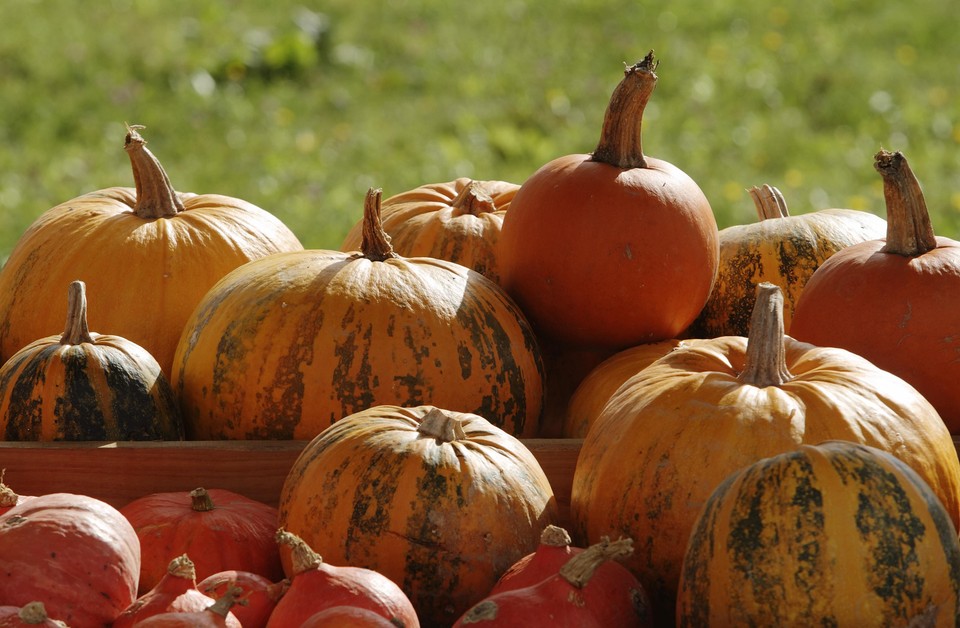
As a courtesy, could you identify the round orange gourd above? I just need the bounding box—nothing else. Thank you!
[498,52,719,347]
[174,188,544,439]
[0,493,141,627]
[0,280,183,441]
[570,283,960,624]
[677,441,960,626]
[691,184,886,337]
[277,404,560,627]
[0,126,303,377]
[120,487,283,594]
[791,150,960,432]
[340,177,518,283]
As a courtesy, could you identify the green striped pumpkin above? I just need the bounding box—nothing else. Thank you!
[0,281,183,441]
[173,188,545,439]
[678,441,960,627]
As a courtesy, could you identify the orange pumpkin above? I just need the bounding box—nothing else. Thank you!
[0,126,303,377]
[277,404,560,627]
[340,177,518,283]
[690,184,886,337]
[498,52,719,348]
[0,280,183,441]
[174,188,545,439]
[791,150,960,432]
[677,441,960,626]
[570,283,960,624]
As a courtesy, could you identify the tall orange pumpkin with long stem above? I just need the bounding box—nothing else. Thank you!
[498,52,719,348]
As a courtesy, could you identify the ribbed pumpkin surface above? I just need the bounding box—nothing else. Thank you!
[277,405,560,627]
[678,441,960,627]
[340,177,518,283]
[174,191,544,439]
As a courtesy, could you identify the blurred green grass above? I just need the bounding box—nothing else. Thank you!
[2,0,958,262]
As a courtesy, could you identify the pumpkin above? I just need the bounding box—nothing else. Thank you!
[498,51,719,348]
[0,470,33,516]
[454,536,652,628]
[266,530,420,628]
[570,282,960,624]
[562,339,682,438]
[277,404,560,627]
[0,492,141,626]
[131,588,242,628]
[120,486,284,594]
[113,554,238,628]
[690,183,887,337]
[299,606,403,628]
[198,571,288,628]
[0,603,67,628]
[791,150,960,433]
[677,441,960,627]
[490,525,582,594]
[0,280,183,441]
[0,125,303,377]
[340,177,519,283]
[174,188,545,439]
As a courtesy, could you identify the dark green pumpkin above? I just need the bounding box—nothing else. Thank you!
[0,280,183,441]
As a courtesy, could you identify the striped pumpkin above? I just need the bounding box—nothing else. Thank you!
[173,188,545,439]
[678,441,960,627]
[0,281,182,441]
[690,184,886,337]
[0,126,303,377]
[340,177,519,283]
[277,404,560,627]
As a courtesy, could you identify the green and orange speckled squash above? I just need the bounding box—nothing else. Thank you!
[689,184,886,337]
[340,177,519,284]
[0,126,303,377]
[570,283,960,625]
[678,441,960,627]
[0,280,183,441]
[173,188,545,439]
[277,404,560,627]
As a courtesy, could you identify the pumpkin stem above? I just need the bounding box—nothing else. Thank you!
[749,184,790,220]
[450,180,496,216]
[738,282,793,387]
[123,124,185,219]
[591,51,658,169]
[60,280,94,345]
[206,585,243,619]
[875,149,937,256]
[359,188,398,262]
[558,536,633,589]
[189,487,215,512]
[168,554,198,580]
[540,524,573,547]
[18,602,57,626]
[417,407,467,443]
[276,529,324,574]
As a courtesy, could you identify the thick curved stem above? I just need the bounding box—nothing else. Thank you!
[360,188,398,261]
[591,51,659,169]
[417,407,466,443]
[749,184,790,220]
[738,282,793,387]
[60,280,94,345]
[124,125,185,219]
[451,180,496,216]
[276,529,323,574]
[558,536,633,589]
[875,149,937,256]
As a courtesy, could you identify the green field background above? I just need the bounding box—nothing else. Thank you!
[2,0,958,262]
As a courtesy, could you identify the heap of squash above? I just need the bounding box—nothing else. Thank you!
[3,50,960,627]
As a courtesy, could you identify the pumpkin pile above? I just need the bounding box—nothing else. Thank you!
[2,49,960,628]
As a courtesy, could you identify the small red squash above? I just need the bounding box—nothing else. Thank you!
[131,588,243,628]
[265,530,420,628]
[677,441,960,626]
[0,493,141,627]
[0,280,183,441]
[120,487,283,594]
[498,51,719,348]
[0,603,67,627]
[490,525,583,594]
[340,177,519,283]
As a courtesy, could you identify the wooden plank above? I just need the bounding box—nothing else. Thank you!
[0,439,583,526]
